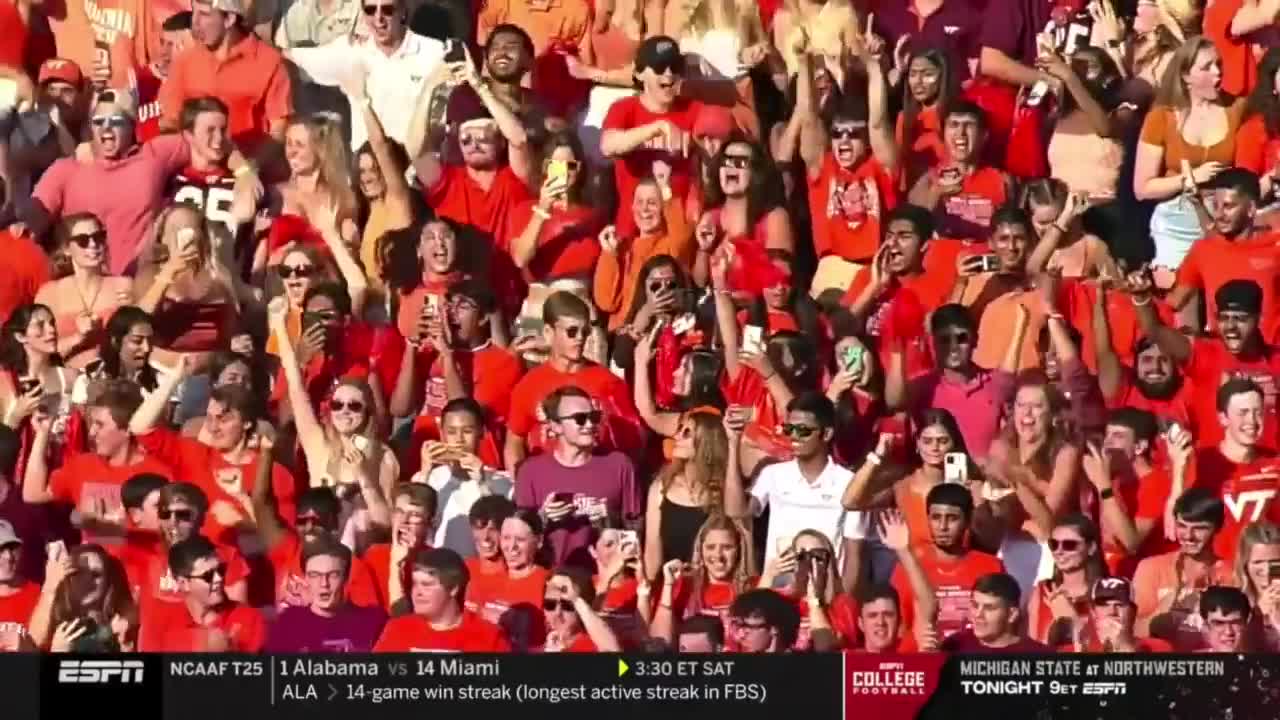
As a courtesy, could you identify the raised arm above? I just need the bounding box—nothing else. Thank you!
[342,64,412,229]
[840,434,897,510]
[448,48,532,183]
[1092,284,1125,398]
[314,200,370,318]
[711,255,742,379]
[20,413,54,504]
[250,435,288,551]
[267,298,330,482]
[721,412,757,519]
[130,357,191,433]
[632,324,681,437]
[879,510,939,625]
[1127,270,1191,363]
[859,20,899,173]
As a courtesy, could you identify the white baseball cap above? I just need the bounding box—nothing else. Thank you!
[0,519,21,546]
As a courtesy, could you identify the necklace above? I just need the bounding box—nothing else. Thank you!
[72,271,104,317]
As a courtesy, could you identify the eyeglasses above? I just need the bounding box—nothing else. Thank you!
[330,399,365,414]
[70,230,107,248]
[159,508,196,522]
[722,155,751,169]
[649,279,677,293]
[830,126,865,140]
[188,563,227,584]
[782,423,818,439]
[296,514,326,529]
[542,597,575,612]
[1048,538,1082,552]
[305,570,344,583]
[558,410,603,427]
[557,324,585,339]
[459,133,491,148]
[278,264,316,279]
[362,3,396,15]
[91,114,130,129]
[733,619,770,631]
[936,331,972,345]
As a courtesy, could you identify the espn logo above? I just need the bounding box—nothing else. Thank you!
[58,660,145,684]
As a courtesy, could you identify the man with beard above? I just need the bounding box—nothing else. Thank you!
[24,90,192,274]
[887,304,1019,460]
[121,483,253,650]
[1128,276,1280,450]
[1173,170,1280,342]
[136,12,191,142]
[265,537,387,652]
[147,535,265,652]
[249,446,382,609]
[23,380,175,543]
[160,0,291,160]
[285,0,444,149]
[941,572,1052,652]
[0,59,85,226]
[1086,409,1182,576]
[796,35,897,266]
[1094,285,1194,435]
[1186,379,1280,561]
[601,36,705,236]
[477,25,552,138]
[477,1,591,119]
[504,292,642,467]
[1132,488,1234,649]
[907,101,1013,243]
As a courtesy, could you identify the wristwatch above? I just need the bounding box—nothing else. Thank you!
[1099,487,1115,501]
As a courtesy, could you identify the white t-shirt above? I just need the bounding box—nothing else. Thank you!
[749,456,865,564]
[422,465,514,557]
[288,30,446,150]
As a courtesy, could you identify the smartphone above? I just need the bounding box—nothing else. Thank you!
[619,530,639,557]
[979,254,1001,273]
[1164,420,1184,442]
[671,312,696,335]
[742,324,765,355]
[1025,79,1050,107]
[444,39,466,63]
[176,227,197,254]
[725,405,756,425]
[944,452,968,484]
[840,344,865,375]
[1269,561,1280,582]
[46,540,67,562]
[17,377,40,395]
[424,293,441,318]
[552,491,574,505]
[546,159,569,186]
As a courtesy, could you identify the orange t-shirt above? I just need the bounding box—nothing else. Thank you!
[470,566,549,651]
[463,556,510,614]
[1234,114,1280,176]
[506,362,642,453]
[121,536,252,651]
[0,0,28,69]
[0,582,41,647]
[891,544,1004,640]
[893,479,934,551]
[1098,466,1175,577]
[360,543,397,611]
[895,105,943,192]
[148,601,266,652]
[46,0,154,88]
[415,342,525,425]
[1182,336,1280,449]
[1132,550,1235,650]
[267,532,383,610]
[1138,102,1247,177]
[972,288,1047,371]
[1189,446,1280,561]
[373,610,512,652]
[48,450,173,517]
[1062,280,1176,374]
[1176,230,1280,343]
[808,152,898,262]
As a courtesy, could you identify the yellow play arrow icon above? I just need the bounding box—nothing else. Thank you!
[618,659,630,677]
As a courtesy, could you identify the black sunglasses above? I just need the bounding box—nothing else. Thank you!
[295,514,326,528]
[558,324,585,339]
[70,230,107,248]
[188,563,228,584]
[722,155,751,169]
[159,508,196,522]
[303,311,338,325]
[542,597,575,612]
[830,126,865,140]
[649,279,677,293]
[1048,538,1082,552]
[278,264,316,279]
[797,548,832,563]
[936,331,972,345]
[782,423,818,439]
[362,3,396,15]
[558,410,602,426]
[330,400,365,413]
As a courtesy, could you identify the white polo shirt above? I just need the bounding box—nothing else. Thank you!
[287,30,446,149]
[750,456,866,564]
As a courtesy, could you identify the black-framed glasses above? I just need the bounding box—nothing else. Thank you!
[188,563,227,584]
[1048,538,1082,552]
[722,155,751,169]
[91,114,130,129]
[649,279,677,293]
[542,597,575,612]
[330,400,365,413]
[305,570,344,583]
[797,548,832,563]
[935,330,973,345]
[278,264,315,279]
[362,3,396,15]
[558,410,602,426]
[303,310,338,325]
[70,230,107,248]
[782,423,818,439]
[159,508,196,522]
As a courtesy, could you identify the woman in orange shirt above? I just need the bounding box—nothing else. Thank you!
[1027,514,1107,645]
[1235,49,1280,198]
[647,514,755,646]
[490,508,551,651]
[895,48,954,194]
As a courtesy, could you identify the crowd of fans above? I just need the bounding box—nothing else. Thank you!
[0,0,1279,658]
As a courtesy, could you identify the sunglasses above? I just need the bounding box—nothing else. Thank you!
[296,514,326,529]
[159,508,196,522]
[330,399,365,413]
[830,126,866,140]
[558,324,585,339]
[362,3,396,15]
[542,597,575,612]
[1048,538,1082,552]
[722,155,751,169]
[936,331,972,345]
[303,311,338,325]
[558,410,603,426]
[188,563,227,584]
[91,114,130,129]
[782,423,818,439]
[70,230,107,248]
[797,548,833,563]
[459,133,491,148]
[649,279,677,293]
[278,264,316,279]
[646,60,685,76]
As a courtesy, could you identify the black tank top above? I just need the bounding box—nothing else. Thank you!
[659,495,708,564]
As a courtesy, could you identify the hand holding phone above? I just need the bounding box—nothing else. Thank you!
[944,452,968,484]
[742,324,765,355]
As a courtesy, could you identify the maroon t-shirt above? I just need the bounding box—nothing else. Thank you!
[264,604,387,653]
[942,629,1055,653]
[513,451,641,568]
[872,0,982,82]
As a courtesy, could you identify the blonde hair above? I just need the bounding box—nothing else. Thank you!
[790,529,843,606]
[287,114,358,223]
[1155,35,1220,109]
[1233,521,1280,605]
[687,0,766,45]
[685,514,755,615]
[657,411,728,513]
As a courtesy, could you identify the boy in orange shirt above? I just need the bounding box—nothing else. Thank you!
[362,484,437,611]
[907,101,1013,243]
[373,548,511,652]
[146,535,265,652]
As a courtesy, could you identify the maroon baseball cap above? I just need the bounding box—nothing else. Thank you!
[38,58,84,88]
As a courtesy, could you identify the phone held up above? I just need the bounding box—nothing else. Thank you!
[943,453,968,484]
[742,324,765,355]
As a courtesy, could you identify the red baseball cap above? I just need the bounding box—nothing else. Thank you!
[38,58,84,88]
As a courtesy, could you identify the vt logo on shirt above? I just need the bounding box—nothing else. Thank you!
[1223,487,1279,523]
[826,177,878,229]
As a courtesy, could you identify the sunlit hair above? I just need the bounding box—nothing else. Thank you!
[687,0,767,45]
[268,244,336,310]
[685,514,754,616]
[1233,521,1280,605]
[49,544,136,637]
[325,378,381,444]
[1155,35,1220,109]
[286,113,358,223]
[789,529,843,606]
[1001,370,1073,479]
[657,411,728,514]
[146,202,214,270]
[52,212,108,279]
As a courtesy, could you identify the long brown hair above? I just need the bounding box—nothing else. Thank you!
[1154,35,1220,110]
[685,514,754,616]
[49,544,136,632]
[1002,370,1073,481]
[657,411,728,513]
[52,212,107,279]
